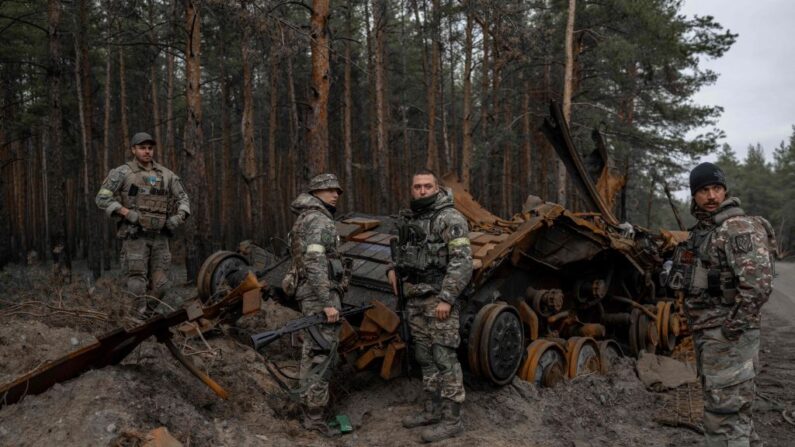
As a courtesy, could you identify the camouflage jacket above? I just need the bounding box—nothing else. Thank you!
[395,188,473,305]
[95,160,190,237]
[679,197,775,332]
[288,193,343,306]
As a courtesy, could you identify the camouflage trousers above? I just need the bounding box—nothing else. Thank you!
[693,326,761,447]
[407,295,465,404]
[120,234,173,301]
[297,286,341,410]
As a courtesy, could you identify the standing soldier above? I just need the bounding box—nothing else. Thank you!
[667,162,775,447]
[286,173,346,435]
[388,169,473,442]
[95,132,190,309]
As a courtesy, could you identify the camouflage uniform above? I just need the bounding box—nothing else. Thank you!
[95,158,190,300]
[669,197,775,447]
[393,187,472,440]
[287,174,346,413]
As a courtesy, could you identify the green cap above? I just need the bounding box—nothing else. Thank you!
[131,132,156,146]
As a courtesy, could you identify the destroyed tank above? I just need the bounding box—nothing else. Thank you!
[198,103,688,388]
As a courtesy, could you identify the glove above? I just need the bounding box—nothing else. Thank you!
[721,318,744,341]
[166,212,186,231]
[125,210,140,224]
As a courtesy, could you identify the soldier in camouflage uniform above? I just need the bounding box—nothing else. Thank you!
[388,169,473,443]
[95,132,190,309]
[667,162,775,447]
[286,173,346,435]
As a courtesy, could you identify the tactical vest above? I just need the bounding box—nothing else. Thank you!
[668,206,775,305]
[288,210,344,285]
[121,161,171,233]
[394,208,450,286]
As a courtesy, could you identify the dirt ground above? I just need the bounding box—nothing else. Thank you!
[0,262,793,447]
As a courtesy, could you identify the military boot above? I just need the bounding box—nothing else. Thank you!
[302,407,336,437]
[402,394,442,428]
[420,400,463,443]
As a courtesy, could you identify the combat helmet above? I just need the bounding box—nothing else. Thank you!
[307,173,343,194]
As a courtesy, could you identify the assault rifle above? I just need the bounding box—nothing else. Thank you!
[389,238,412,370]
[250,302,373,351]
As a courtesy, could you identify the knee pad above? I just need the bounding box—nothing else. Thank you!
[126,276,147,296]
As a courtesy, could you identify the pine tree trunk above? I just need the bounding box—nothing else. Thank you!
[118,45,130,150]
[165,0,177,169]
[75,0,100,278]
[47,0,70,279]
[149,0,163,148]
[559,0,576,207]
[240,1,258,238]
[102,10,113,269]
[268,36,282,231]
[182,0,210,282]
[461,8,473,190]
[425,0,441,172]
[522,76,532,196]
[372,0,390,212]
[343,0,354,211]
[306,0,330,176]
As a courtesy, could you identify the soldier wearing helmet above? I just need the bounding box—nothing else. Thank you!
[95,132,190,311]
[286,173,348,435]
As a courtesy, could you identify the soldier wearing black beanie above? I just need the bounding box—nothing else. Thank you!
[689,162,727,196]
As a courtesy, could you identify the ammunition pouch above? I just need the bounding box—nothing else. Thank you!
[282,264,299,298]
[328,258,344,282]
[669,245,738,305]
[136,193,170,233]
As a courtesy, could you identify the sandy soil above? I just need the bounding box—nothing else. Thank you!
[0,262,792,446]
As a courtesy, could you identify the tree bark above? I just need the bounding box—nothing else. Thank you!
[182,0,210,282]
[306,0,331,176]
[75,0,100,278]
[240,0,258,238]
[47,0,70,279]
[165,0,177,169]
[559,0,576,207]
[149,0,163,148]
[372,0,390,212]
[343,0,354,211]
[118,44,130,150]
[102,2,113,269]
[425,0,441,172]
[461,7,473,189]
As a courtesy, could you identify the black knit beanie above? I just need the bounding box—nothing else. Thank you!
[689,162,727,196]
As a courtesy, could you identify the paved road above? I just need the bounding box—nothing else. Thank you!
[764,261,795,324]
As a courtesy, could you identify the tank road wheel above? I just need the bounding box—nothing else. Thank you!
[520,340,567,387]
[597,340,623,373]
[478,304,524,385]
[637,311,659,354]
[628,308,640,357]
[197,251,251,303]
[565,337,601,378]
[467,303,500,377]
[659,301,677,352]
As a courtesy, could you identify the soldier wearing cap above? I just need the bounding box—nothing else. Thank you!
[95,132,190,309]
[285,173,347,434]
[667,162,776,447]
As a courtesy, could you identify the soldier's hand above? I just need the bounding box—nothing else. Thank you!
[435,301,451,321]
[323,306,340,323]
[166,213,185,231]
[125,210,140,224]
[387,269,398,296]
